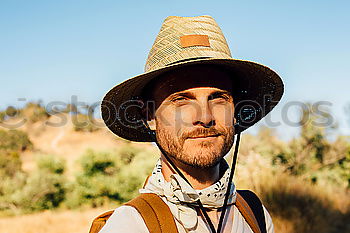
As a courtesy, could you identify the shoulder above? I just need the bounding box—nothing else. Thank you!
[237,190,275,233]
[262,205,275,233]
[99,205,149,233]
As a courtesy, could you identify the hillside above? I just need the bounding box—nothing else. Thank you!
[1,110,350,233]
[2,113,156,175]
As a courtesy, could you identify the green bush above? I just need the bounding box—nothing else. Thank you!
[66,145,157,208]
[0,151,22,177]
[0,111,5,122]
[0,102,49,124]
[0,155,67,213]
[10,171,66,212]
[66,173,122,208]
[21,102,50,123]
[79,149,120,177]
[36,154,65,174]
[0,129,32,152]
[0,129,31,178]
[5,106,18,117]
[72,114,99,132]
[0,172,27,213]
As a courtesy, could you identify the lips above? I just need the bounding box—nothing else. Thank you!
[182,128,225,141]
[187,134,221,139]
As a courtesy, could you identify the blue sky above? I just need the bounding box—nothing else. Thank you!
[1,0,349,139]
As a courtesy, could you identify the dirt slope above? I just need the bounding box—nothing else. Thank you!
[1,113,155,174]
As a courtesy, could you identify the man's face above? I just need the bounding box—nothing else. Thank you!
[149,65,235,168]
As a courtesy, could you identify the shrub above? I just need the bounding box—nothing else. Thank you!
[0,129,32,152]
[10,171,66,212]
[0,172,27,213]
[67,145,157,208]
[72,114,99,132]
[21,102,50,123]
[65,150,121,208]
[79,149,120,177]
[0,151,22,178]
[0,129,31,178]
[5,106,18,117]
[36,154,65,174]
[0,155,67,213]
[0,111,5,122]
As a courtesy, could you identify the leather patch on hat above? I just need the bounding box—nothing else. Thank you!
[180,35,210,48]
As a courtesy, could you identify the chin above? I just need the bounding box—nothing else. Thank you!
[180,146,224,168]
[185,155,222,169]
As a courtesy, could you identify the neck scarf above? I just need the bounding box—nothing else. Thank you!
[140,159,237,230]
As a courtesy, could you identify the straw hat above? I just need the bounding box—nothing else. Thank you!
[101,15,284,142]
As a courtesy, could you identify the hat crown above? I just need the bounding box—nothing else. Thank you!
[145,15,232,72]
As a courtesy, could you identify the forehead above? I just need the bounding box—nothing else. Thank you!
[146,64,234,102]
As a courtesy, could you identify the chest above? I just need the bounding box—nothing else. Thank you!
[174,205,254,233]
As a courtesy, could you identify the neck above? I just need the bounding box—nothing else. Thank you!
[160,154,221,190]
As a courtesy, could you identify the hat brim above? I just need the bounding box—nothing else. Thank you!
[101,58,284,142]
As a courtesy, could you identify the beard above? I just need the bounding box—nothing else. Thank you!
[155,122,234,168]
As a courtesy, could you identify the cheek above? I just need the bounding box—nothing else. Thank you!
[174,105,198,128]
[155,105,174,127]
[155,106,193,136]
[211,104,235,127]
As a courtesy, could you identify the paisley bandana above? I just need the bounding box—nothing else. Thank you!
[139,159,237,230]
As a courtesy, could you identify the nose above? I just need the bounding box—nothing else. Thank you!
[193,101,215,128]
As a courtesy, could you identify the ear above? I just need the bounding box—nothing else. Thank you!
[147,118,156,130]
[141,104,156,131]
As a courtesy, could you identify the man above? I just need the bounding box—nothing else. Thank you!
[96,15,284,233]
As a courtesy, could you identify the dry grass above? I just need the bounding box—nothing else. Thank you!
[234,151,350,233]
[0,208,107,233]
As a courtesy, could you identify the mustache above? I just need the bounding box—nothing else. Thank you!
[181,127,226,140]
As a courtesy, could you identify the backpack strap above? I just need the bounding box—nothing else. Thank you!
[236,190,267,233]
[89,210,115,233]
[125,193,179,233]
[88,193,178,233]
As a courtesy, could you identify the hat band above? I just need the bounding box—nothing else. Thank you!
[165,56,212,67]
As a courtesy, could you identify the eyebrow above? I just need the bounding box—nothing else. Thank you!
[209,90,231,98]
[167,90,233,101]
[168,91,196,100]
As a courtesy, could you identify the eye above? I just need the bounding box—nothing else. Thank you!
[209,93,231,102]
[171,97,187,102]
[169,96,191,106]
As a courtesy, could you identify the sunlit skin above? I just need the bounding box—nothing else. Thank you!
[146,65,236,190]
[145,65,236,225]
